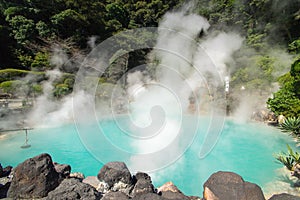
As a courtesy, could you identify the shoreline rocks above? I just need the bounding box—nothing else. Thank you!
[47,178,101,200]
[1,153,300,199]
[7,153,61,199]
[203,171,265,200]
[97,161,133,194]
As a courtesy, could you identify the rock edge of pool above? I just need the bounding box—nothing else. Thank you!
[0,153,299,200]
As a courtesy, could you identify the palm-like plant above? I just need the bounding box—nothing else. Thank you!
[275,145,300,171]
[276,153,294,170]
[278,117,300,136]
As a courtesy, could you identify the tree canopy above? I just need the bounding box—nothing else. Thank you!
[0,0,299,116]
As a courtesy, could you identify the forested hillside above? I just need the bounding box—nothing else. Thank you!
[0,0,299,117]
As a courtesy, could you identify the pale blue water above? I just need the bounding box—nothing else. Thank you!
[0,116,295,196]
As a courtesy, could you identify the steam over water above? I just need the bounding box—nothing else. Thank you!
[0,118,296,196]
[0,2,296,197]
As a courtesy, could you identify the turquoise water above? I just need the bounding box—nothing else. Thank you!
[0,116,295,196]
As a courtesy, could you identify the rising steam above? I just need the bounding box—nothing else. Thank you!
[19,2,294,175]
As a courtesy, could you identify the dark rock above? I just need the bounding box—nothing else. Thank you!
[2,166,12,177]
[134,172,151,182]
[47,178,101,200]
[132,193,164,200]
[101,191,129,200]
[0,174,11,199]
[97,161,132,192]
[7,153,61,199]
[203,171,265,200]
[0,181,10,198]
[54,162,71,179]
[131,172,155,197]
[0,163,3,177]
[268,193,300,200]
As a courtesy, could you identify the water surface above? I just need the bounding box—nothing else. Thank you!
[0,117,294,196]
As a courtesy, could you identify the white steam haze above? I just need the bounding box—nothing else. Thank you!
[24,5,244,172]
[27,48,93,127]
[27,47,65,127]
[21,1,294,175]
[126,9,243,171]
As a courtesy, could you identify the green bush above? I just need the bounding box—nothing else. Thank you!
[275,145,300,171]
[31,52,51,71]
[53,83,70,98]
[279,117,300,136]
[0,80,21,93]
[31,84,43,95]
[64,78,74,89]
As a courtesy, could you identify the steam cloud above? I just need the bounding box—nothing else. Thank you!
[16,2,293,175]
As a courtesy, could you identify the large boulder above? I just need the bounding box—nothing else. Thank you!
[268,193,300,200]
[203,171,265,200]
[131,172,155,197]
[7,153,61,199]
[101,191,129,200]
[97,162,133,193]
[47,178,101,200]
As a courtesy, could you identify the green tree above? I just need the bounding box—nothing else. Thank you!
[51,9,87,41]
[267,58,300,117]
[291,58,300,97]
[8,15,35,44]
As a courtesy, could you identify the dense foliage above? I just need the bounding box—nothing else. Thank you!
[267,57,300,117]
[267,36,300,117]
[0,0,183,69]
[0,0,299,113]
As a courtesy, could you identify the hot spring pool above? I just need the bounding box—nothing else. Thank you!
[0,116,295,196]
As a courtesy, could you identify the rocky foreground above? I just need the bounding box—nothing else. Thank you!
[0,153,300,200]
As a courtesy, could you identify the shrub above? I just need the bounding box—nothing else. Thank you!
[275,144,300,171]
[279,117,300,136]
[31,84,43,95]
[53,83,70,98]
[31,52,51,71]
[0,80,27,96]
